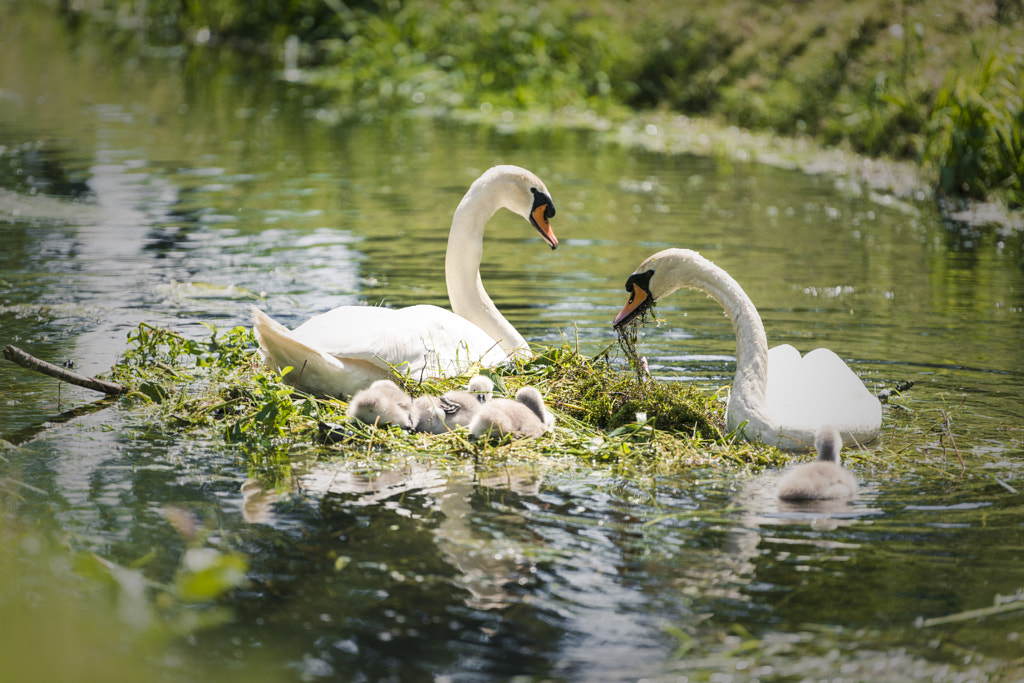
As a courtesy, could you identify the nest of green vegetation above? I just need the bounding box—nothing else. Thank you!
[105,322,796,476]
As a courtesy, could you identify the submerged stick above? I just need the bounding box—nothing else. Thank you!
[916,592,1024,627]
[3,397,116,447]
[940,395,966,477]
[3,345,125,396]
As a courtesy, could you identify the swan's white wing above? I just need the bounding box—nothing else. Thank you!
[253,305,512,397]
[765,345,881,447]
[292,304,511,374]
[253,307,391,397]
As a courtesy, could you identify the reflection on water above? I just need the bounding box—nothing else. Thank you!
[297,463,543,610]
[2,3,1024,681]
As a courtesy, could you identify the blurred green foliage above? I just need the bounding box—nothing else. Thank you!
[926,46,1024,206]
[0,505,250,681]
[65,0,1023,206]
[128,0,356,49]
[306,0,628,112]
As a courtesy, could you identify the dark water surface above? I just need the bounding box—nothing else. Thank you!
[2,5,1024,682]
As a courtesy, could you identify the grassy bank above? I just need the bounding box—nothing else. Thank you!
[61,0,1024,211]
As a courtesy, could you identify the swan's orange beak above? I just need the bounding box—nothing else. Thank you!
[531,203,558,249]
[613,283,648,328]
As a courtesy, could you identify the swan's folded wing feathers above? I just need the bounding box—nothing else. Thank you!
[290,304,509,378]
[765,345,881,446]
[253,306,388,397]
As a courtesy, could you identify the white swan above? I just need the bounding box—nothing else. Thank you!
[777,425,859,500]
[613,248,881,450]
[252,165,558,398]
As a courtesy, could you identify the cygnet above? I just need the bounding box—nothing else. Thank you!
[777,425,858,501]
[513,386,555,430]
[469,385,553,442]
[346,379,414,430]
[413,375,494,434]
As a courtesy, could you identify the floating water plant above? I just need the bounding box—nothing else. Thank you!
[7,321,951,479]
[95,321,789,473]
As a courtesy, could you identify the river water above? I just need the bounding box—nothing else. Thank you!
[2,5,1023,682]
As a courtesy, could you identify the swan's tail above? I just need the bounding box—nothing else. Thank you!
[252,305,310,369]
[250,305,352,397]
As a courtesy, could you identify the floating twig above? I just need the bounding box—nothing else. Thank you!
[940,396,966,477]
[878,379,916,403]
[916,590,1024,627]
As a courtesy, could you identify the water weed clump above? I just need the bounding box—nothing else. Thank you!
[528,344,722,438]
[113,323,336,453]
[110,322,985,482]
[109,323,788,475]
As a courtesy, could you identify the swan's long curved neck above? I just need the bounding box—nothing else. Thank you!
[445,174,529,355]
[663,252,770,428]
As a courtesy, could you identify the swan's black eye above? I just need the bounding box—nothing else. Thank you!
[624,270,654,298]
[614,269,656,329]
[530,187,555,218]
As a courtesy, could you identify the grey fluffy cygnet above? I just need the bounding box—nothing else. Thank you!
[346,379,414,430]
[469,386,554,442]
[777,425,858,501]
[413,375,494,434]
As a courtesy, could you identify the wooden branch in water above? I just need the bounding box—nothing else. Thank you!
[916,592,1024,627]
[3,345,125,396]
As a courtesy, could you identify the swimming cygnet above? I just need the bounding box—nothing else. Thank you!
[777,425,858,501]
[469,385,554,442]
[346,379,414,430]
[413,375,494,434]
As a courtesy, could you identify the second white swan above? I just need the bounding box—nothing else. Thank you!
[613,248,881,450]
[253,165,558,398]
